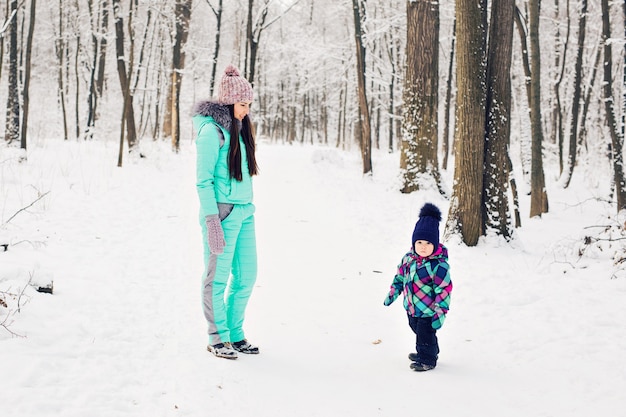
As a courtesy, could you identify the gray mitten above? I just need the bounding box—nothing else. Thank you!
[205,214,226,255]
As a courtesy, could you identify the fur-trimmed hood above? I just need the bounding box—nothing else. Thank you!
[193,100,234,132]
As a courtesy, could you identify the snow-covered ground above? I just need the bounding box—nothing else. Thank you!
[1,137,625,416]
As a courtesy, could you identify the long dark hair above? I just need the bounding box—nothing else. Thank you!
[227,105,259,181]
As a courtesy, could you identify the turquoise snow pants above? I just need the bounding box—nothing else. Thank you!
[201,203,257,345]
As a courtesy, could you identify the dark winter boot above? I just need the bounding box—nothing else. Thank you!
[410,362,435,372]
[232,339,259,354]
[207,343,238,360]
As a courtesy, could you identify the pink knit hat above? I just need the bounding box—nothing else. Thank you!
[217,65,254,105]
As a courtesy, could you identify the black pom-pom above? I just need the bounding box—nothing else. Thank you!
[419,203,442,221]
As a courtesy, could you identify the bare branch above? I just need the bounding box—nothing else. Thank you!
[17,272,34,313]
[2,191,50,227]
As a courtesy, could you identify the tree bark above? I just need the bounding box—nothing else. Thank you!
[206,0,223,97]
[442,19,456,171]
[20,0,37,153]
[53,0,69,141]
[112,0,137,163]
[552,0,570,174]
[561,0,586,188]
[529,0,549,217]
[444,0,487,246]
[4,0,19,145]
[483,0,514,239]
[96,1,109,98]
[513,7,532,109]
[601,0,626,211]
[400,0,441,193]
[85,0,107,140]
[352,0,372,175]
[170,0,192,152]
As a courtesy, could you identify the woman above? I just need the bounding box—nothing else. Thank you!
[192,65,259,360]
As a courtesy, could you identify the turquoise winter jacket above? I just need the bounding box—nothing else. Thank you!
[193,101,253,217]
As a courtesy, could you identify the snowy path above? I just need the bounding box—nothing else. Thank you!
[2,140,626,416]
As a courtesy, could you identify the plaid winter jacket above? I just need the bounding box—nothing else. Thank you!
[384,245,452,329]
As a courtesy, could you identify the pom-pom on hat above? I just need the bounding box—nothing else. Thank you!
[217,65,254,105]
[412,203,442,249]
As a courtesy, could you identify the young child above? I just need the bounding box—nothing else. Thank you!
[383,203,452,371]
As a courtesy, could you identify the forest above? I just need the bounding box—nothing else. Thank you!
[1,0,625,246]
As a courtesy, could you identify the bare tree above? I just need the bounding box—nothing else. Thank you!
[442,19,456,171]
[170,0,192,152]
[112,0,137,166]
[513,7,531,108]
[400,0,442,193]
[444,0,487,246]
[551,0,570,174]
[244,0,302,86]
[352,0,372,175]
[245,0,268,86]
[206,0,223,97]
[601,0,626,211]
[383,28,401,154]
[483,0,515,239]
[529,0,549,217]
[85,0,109,139]
[560,0,587,187]
[20,0,36,153]
[4,0,19,145]
[578,41,602,147]
[52,0,69,140]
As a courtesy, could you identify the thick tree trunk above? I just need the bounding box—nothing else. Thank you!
[483,0,514,239]
[444,0,487,246]
[400,0,441,193]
